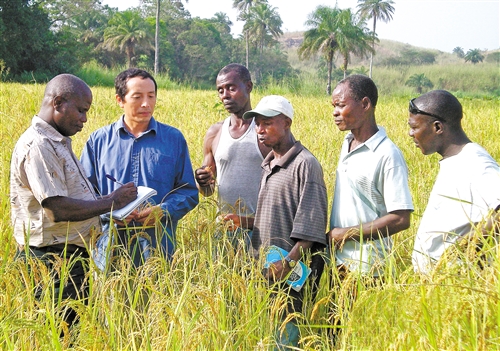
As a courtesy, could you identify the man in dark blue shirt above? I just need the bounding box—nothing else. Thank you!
[81,68,198,269]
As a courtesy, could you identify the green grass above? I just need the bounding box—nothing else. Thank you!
[1,82,499,350]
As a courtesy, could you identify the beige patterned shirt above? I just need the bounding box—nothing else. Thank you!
[10,116,100,248]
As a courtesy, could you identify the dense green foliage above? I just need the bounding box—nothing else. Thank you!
[0,0,60,75]
[0,0,295,86]
[1,0,496,96]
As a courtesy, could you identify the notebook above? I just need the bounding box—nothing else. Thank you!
[102,186,157,220]
[264,245,311,292]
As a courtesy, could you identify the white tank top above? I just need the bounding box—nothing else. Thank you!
[214,117,264,215]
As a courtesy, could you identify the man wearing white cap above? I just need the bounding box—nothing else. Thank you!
[243,95,328,350]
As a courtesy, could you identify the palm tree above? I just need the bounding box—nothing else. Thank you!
[243,3,282,82]
[452,46,465,58]
[335,9,374,79]
[211,12,233,34]
[299,6,373,94]
[244,3,282,56]
[464,49,484,64]
[405,73,433,94]
[153,0,188,74]
[154,0,161,74]
[232,0,267,68]
[103,10,153,67]
[356,0,395,78]
[299,6,342,95]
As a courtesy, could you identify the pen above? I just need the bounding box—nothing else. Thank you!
[106,174,124,186]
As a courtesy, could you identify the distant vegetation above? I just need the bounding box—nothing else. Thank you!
[281,33,499,98]
[0,0,498,97]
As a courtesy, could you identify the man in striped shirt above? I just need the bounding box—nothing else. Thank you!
[243,95,328,350]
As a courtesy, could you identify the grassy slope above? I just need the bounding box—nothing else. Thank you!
[278,33,500,98]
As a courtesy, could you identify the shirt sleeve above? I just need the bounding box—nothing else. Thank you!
[470,166,500,219]
[382,153,414,213]
[24,144,69,203]
[290,159,328,246]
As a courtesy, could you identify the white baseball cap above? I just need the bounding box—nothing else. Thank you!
[242,95,294,120]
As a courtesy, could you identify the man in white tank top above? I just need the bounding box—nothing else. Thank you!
[195,64,271,237]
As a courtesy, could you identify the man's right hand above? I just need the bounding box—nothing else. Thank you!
[109,182,138,209]
[195,166,215,188]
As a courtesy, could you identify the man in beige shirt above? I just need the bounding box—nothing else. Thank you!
[10,73,137,328]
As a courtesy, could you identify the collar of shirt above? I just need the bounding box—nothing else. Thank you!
[262,141,304,171]
[345,125,387,153]
[32,116,66,143]
[114,115,158,138]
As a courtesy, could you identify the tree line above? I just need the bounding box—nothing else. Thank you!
[0,0,492,90]
[0,0,296,85]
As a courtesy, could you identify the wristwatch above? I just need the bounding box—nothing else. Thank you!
[284,256,297,268]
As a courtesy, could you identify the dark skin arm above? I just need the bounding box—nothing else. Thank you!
[265,240,313,282]
[195,121,262,229]
[130,205,164,226]
[221,213,255,230]
[195,123,221,197]
[474,206,500,237]
[328,210,412,248]
[42,182,137,222]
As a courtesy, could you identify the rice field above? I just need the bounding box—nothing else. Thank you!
[0,82,499,350]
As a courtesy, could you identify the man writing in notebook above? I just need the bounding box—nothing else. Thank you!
[10,73,138,329]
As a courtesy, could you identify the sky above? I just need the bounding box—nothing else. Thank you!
[102,0,500,53]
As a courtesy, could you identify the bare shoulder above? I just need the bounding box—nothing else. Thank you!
[205,121,224,140]
[203,120,224,154]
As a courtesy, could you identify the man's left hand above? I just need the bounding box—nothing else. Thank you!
[328,227,352,249]
[133,205,164,226]
[264,259,292,282]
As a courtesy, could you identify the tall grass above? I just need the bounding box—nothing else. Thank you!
[1,82,499,350]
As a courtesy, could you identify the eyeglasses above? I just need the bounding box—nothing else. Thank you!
[409,98,445,122]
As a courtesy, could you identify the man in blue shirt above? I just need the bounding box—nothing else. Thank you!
[81,68,198,269]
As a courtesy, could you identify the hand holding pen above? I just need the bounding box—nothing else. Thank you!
[105,174,160,225]
[105,174,137,209]
[106,174,124,186]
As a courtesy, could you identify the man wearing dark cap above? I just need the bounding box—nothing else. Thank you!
[243,95,328,350]
[409,89,500,273]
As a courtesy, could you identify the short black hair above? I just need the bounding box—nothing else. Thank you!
[115,68,157,100]
[217,63,251,83]
[414,90,463,125]
[45,74,90,101]
[338,74,378,107]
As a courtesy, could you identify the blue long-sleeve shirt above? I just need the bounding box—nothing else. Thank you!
[80,116,198,258]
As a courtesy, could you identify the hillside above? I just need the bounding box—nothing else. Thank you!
[279,31,467,73]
